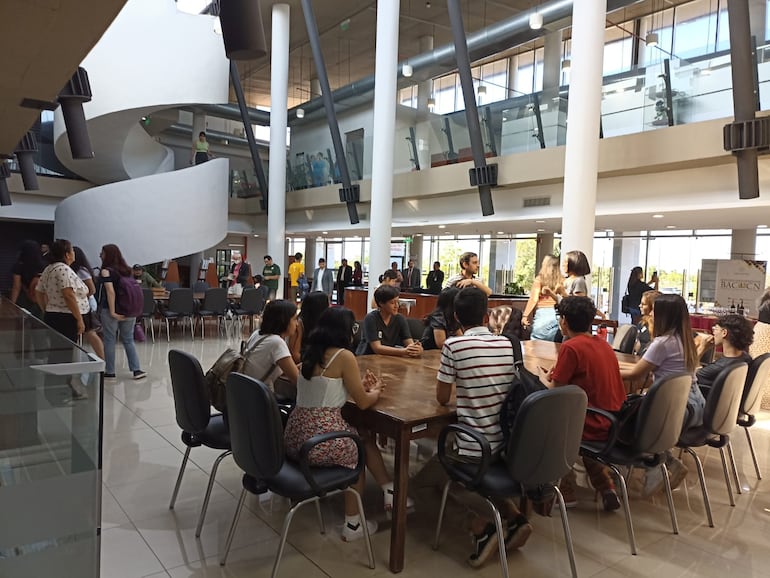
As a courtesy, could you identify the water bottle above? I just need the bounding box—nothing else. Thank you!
[597,324,608,341]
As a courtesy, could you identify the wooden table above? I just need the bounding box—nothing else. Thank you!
[347,341,640,573]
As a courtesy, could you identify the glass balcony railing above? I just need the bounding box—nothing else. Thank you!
[0,299,104,577]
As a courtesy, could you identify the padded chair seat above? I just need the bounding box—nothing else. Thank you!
[161,310,190,319]
[199,309,223,316]
[450,459,524,496]
[581,440,664,468]
[233,307,258,316]
[181,414,230,450]
[677,426,724,449]
[267,460,360,502]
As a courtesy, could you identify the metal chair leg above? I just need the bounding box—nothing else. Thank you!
[745,427,762,480]
[220,488,247,566]
[718,447,735,506]
[609,463,637,555]
[660,462,679,534]
[553,485,578,578]
[349,488,375,570]
[433,480,452,550]
[271,499,302,578]
[314,500,325,534]
[195,450,232,537]
[485,499,509,578]
[165,318,170,342]
[169,446,191,509]
[685,447,713,527]
[726,440,742,494]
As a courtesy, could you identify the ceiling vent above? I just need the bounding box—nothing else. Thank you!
[522,196,551,208]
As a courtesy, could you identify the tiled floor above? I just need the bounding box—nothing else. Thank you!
[101,332,770,577]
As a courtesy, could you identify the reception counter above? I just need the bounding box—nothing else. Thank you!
[342,286,528,320]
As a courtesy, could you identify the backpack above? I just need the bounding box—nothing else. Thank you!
[498,333,547,444]
[297,273,310,298]
[114,273,144,317]
[204,335,273,412]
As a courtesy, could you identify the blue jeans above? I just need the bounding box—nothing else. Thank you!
[531,307,559,341]
[100,310,141,374]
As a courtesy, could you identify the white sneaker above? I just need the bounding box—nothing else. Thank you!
[341,519,378,542]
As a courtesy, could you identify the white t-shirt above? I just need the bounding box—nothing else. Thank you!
[241,332,291,388]
[37,262,90,314]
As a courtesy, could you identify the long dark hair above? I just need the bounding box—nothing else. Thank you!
[626,266,644,290]
[71,246,93,276]
[299,291,330,341]
[301,307,355,380]
[101,244,131,276]
[428,287,460,333]
[14,240,46,286]
[652,294,698,372]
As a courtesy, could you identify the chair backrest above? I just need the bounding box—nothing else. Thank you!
[407,317,425,341]
[193,280,210,293]
[226,372,285,480]
[632,373,692,454]
[239,287,265,313]
[202,287,228,313]
[703,362,748,436]
[613,324,638,354]
[506,385,587,485]
[488,306,512,335]
[142,288,156,317]
[168,288,195,314]
[164,281,180,290]
[168,350,211,433]
[742,353,770,417]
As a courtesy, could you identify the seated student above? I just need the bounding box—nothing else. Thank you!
[620,294,703,496]
[411,287,531,567]
[241,300,299,391]
[420,287,461,350]
[635,290,661,355]
[696,314,753,396]
[356,285,423,357]
[538,296,626,511]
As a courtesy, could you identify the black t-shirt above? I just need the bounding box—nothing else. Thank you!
[97,268,119,308]
[356,310,411,355]
[420,311,457,350]
[697,352,752,392]
[627,281,654,310]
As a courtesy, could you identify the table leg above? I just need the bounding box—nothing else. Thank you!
[389,428,411,573]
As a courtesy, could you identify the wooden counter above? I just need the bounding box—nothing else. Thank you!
[342,286,528,320]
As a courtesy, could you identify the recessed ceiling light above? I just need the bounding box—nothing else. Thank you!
[604,229,613,232]
[652,214,664,218]
[497,231,505,234]
[253,234,259,237]
[535,220,545,223]
[322,231,328,234]
[438,225,446,229]
[666,225,676,229]
[537,228,545,232]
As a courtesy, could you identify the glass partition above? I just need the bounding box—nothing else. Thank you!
[0,299,104,577]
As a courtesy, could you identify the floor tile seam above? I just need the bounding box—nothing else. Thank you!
[102,483,136,526]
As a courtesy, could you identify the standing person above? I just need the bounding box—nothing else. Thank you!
[521,255,562,341]
[402,260,421,292]
[311,258,334,297]
[547,250,592,301]
[420,287,461,350]
[288,252,304,303]
[626,266,659,324]
[35,239,91,400]
[620,294,703,495]
[390,261,404,289]
[262,255,281,300]
[98,244,146,380]
[357,285,423,357]
[426,261,444,295]
[284,307,412,541]
[10,240,46,318]
[352,261,363,286]
[538,296,625,511]
[412,287,531,567]
[191,131,213,165]
[445,252,492,296]
[336,258,353,304]
[132,264,161,289]
[72,246,105,361]
[289,291,330,364]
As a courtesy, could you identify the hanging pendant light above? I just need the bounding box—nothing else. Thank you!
[529,11,543,30]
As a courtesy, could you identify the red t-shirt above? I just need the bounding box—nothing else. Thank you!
[551,334,626,440]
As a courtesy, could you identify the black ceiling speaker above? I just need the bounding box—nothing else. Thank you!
[58,67,94,159]
[219,0,267,60]
[15,131,39,191]
[0,162,11,206]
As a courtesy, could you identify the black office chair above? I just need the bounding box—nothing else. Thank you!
[197,287,228,339]
[407,317,425,342]
[219,373,375,577]
[163,281,180,290]
[433,386,588,578]
[613,324,638,354]
[233,287,266,334]
[580,373,692,555]
[161,288,195,341]
[737,353,770,480]
[167,350,231,538]
[192,280,210,293]
[140,288,156,343]
[677,362,748,526]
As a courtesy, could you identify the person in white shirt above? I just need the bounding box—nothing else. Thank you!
[311,258,334,296]
[242,300,299,390]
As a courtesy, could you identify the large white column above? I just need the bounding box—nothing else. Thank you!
[268,4,290,298]
[367,0,400,310]
[561,1,607,271]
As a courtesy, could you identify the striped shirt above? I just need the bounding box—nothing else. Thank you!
[437,326,514,457]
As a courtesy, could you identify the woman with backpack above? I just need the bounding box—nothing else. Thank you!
[10,240,46,318]
[99,244,146,380]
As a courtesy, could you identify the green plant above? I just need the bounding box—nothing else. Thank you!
[504,281,527,295]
